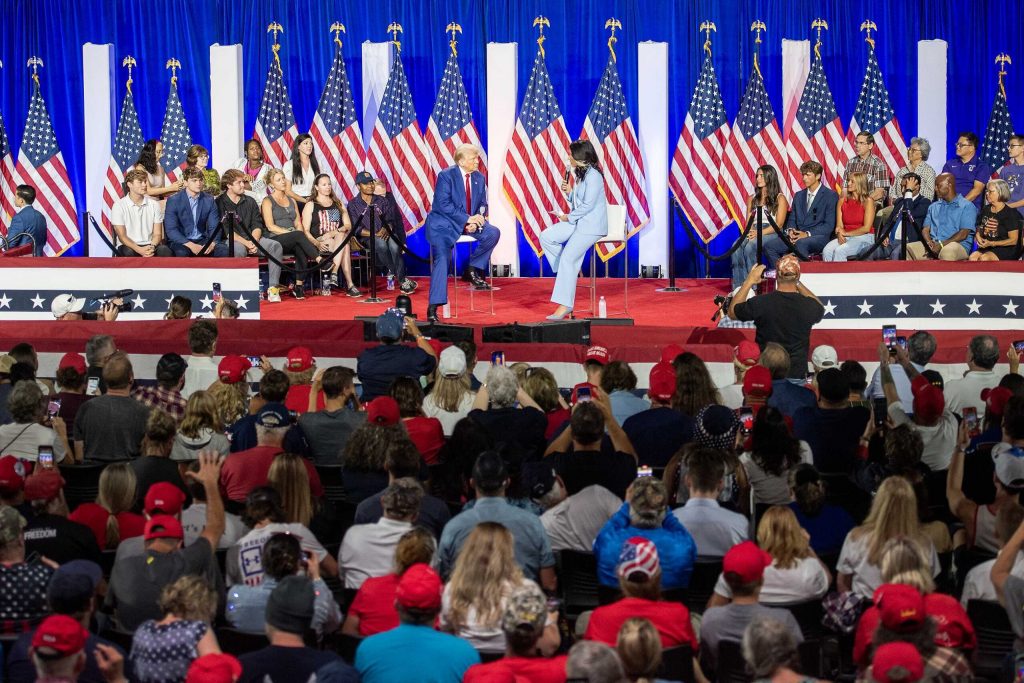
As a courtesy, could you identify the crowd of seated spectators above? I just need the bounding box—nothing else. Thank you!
[2,320,1024,682]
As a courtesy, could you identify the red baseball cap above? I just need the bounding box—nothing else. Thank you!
[366,397,400,426]
[648,362,676,402]
[722,541,772,583]
[218,356,251,385]
[735,340,761,366]
[427,338,445,358]
[285,346,315,372]
[871,642,923,683]
[145,482,186,515]
[68,503,111,548]
[186,653,243,683]
[24,470,65,502]
[982,386,1014,418]
[585,345,610,365]
[742,365,773,399]
[660,344,685,364]
[396,563,443,610]
[0,456,27,495]
[144,514,184,541]
[31,614,88,656]
[910,376,944,423]
[57,352,88,374]
[875,584,925,632]
[924,592,976,650]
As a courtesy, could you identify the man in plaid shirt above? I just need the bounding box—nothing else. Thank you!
[132,353,188,424]
[843,132,891,203]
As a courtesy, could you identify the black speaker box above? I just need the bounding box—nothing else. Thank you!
[355,316,474,343]
[481,320,591,345]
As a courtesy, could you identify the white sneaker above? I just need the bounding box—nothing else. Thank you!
[267,286,282,303]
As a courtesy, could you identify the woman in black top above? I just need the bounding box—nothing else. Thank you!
[301,174,360,297]
[971,179,1022,261]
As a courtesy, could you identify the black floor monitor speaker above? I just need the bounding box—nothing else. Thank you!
[482,320,591,345]
[355,316,474,343]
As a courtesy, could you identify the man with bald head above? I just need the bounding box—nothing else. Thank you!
[907,173,977,261]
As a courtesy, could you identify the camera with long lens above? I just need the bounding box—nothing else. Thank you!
[711,293,734,322]
[91,289,135,313]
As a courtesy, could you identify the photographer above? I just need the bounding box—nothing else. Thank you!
[50,294,123,322]
[356,310,437,402]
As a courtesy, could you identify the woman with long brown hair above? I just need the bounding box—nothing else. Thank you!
[267,452,315,528]
[732,165,789,287]
[670,352,722,418]
[301,173,360,296]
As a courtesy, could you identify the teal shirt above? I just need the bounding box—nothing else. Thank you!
[924,194,977,251]
[356,623,480,683]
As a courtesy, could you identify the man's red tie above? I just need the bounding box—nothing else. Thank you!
[464,173,472,214]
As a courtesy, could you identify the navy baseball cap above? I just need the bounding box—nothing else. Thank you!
[376,310,404,340]
[355,171,375,185]
[256,402,291,428]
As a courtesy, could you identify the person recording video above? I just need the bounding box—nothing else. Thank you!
[878,172,931,260]
[50,294,125,322]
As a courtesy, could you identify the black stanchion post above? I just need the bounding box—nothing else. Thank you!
[755,206,764,267]
[657,196,687,293]
[360,206,386,304]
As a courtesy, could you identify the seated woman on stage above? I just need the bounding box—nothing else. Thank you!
[731,165,788,288]
[970,179,1022,261]
[539,139,608,321]
[261,169,322,300]
[285,134,318,211]
[823,171,876,261]
[184,144,220,196]
[133,139,182,201]
[234,138,272,203]
[301,173,361,297]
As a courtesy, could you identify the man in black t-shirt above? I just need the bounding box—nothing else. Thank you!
[792,368,870,474]
[23,470,101,566]
[729,256,825,380]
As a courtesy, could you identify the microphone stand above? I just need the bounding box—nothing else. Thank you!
[656,192,687,293]
[359,200,386,304]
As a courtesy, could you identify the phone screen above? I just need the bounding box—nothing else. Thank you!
[963,407,980,437]
[491,351,505,366]
[212,282,222,302]
[637,465,653,478]
[1014,340,1024,353]
[873,397,888,427]
[882,325,897,350]
[38,446,54,468]
[896,336,908,350]
[247,356,261,369]
[739,407,754,433]
[46,398,61,419]
[576,386,592,402]
[86,376,100,395]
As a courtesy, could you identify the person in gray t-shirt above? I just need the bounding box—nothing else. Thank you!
[73,353,150,461]
[298,367,366,465]
[993,510,1024,652]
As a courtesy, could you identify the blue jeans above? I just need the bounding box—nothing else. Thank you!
[763,233,830,265]
[731,239,760,288]
[823,233,875,261]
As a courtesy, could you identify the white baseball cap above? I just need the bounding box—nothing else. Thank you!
[811,345,838,370]
[438,346,467,377]
[50,294,85,319]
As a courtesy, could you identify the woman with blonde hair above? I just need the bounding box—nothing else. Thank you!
[171,391,230,462]
[823,171,876,261]
[205,380,248,428]
[423,346,476,437]
[616,618,664,683]
[96,463,145,547]
[521,366,571,439]
[710,505,830,606]
[836,476,939,599]
[261,167,322,299]
[267,452,314,528]
[440,522,560,655]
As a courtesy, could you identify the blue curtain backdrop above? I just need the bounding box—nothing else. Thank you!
[1,0,1021,275]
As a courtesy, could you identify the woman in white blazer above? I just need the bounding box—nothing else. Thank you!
[539,139,608,320]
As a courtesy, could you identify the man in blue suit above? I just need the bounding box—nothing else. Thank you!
[7,185,48,256]
[424,145,499,322]
[763,160,838,264]
[163,167,228,257]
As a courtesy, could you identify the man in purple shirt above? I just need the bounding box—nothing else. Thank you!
[941,132,991,209]
[999,133,1024,217]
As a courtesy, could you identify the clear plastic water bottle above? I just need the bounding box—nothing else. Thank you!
[386,273,395,291]
[598,296,607,318]
[442,303,451,319]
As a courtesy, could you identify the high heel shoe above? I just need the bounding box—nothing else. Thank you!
[546,308,572,321]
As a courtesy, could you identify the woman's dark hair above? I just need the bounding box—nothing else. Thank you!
[433,418,494,500]
[242,486,287,527]
[600,361,637,394]
[569,139,602,182]
[9,362,36,387]
[751,165,782,214]
[290,134,320,185]
[244,138,265,162]
[262,532,303,580]
[310,173,344,211]
[343,423,410,473]
[55,366,85,392]
[840,360,868,394]
[136,139,160,174]
[751,406,802,476]
[389,377,425,418]
[790,463,825,516]
[671,352,720,417]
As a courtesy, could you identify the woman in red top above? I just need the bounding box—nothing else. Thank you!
[823,171,876,261]
[521,367,571,440]
[342,527,436,637]
[97,463,145,546]
[390,377,445,465]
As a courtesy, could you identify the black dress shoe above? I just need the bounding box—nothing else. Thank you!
[426,304,439,322]
[468,270,491,290]
[460,267,476,283]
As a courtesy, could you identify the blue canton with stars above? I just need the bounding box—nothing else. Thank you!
[377,52,419,138]
[258,61,297,141]
[980,90,1016,171]
[315,48,358,138]
[586,54,631,141]
[852,48,895,134]
[429,51,475,140]
[819,295,1023,319]
[796,55,840,133]
[687,55,728,138]
[112,91,144,173]
[160,83,193,172]
[518,51,563,140]
[735,66,776,140]
[21,83,60,167]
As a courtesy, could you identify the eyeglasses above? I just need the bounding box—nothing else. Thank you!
[956,142,973,148]
[1010,143,1024,148]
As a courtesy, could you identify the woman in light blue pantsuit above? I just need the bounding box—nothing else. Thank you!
[540,140,608,320]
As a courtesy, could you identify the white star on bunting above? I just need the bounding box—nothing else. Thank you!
[199,295,214,310]
[930,300,946,315]
[893,299,909,315]
[857,300,873,315]
[1006,299,1019,315]
[0,293,11,309]
[30,294,45,309]
[235,295,249,310]
[131,294,146,310]
[966,299,982,315]
[822,300,837,316]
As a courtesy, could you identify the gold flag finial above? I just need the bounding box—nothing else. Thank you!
[165,58,180,86]
[533,16,550,57]
[447,22,462,56]
[387,22,403,53]
[700,21,717,58]
[860,20,877,50]
[330,22,346,50]
[122,55,137,94]
[605,18,622,62]
[750,20,766,76]
[267,22,284,70]
[27,56,43,86]
[996,53,1012,99]
[811,19,829,59]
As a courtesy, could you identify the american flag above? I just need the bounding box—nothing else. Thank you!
[159,81,193,183]
[980,88,1015,172]
[502,49,571,256]
[425,50,487,179]
[310,43,364,201]
[784,52,846,194]
[11,78,79,255]
[669,53,731,243]
[719,64,788,225]
[0,106,14,229]
[100,90,144,239]
[255,56,298,171]
[843,46,907,179]
[366,49,432,233]
[581,53,649,261]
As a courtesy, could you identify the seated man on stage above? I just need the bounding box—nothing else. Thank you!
[217,169,286,302]
[841,132,891,203]
[907,173,977,261]
[878,172,931,260]
[763,160,837,263]
[163,167,229,257]
[346,172,416,294]
[7,185,48,256]
[424,144,499,322]
[111,169,173,257]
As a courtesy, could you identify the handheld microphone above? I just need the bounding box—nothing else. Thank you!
[904,190,913,200]
[563,169,571,184]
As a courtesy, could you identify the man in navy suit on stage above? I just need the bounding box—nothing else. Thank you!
[163,167,228,257]
[7,185,48,256]
[763,160,838,264]
[424,144,499,322]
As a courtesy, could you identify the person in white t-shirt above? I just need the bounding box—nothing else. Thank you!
[182,321,220,399]
[961,501,1024,606]
[180,462,247,549]
[711,505,829,606]
[422,347,475,437]
[234,138,273,203]
[944,335,1001,420]
[339,479,421,589]
[111,169,174,257]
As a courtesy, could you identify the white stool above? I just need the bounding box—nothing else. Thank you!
[578,204,629,316]
[429,235,495,317]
